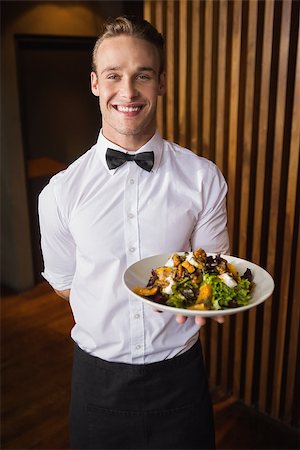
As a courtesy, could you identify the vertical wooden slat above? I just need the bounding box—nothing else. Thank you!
[190,0,201,153]
[209,321,220,388]
[215,0,228,172]
[285,222,300,422]
[251,0,274,267]
[178,0,188,148]
[202,0,213,159]
[259,0,292,413]
[154,1,164,136]
[166,0,175,143]
[220,314,230,390]
[144,1,153,23]
[227,0,242,248]
[239,0,257,259]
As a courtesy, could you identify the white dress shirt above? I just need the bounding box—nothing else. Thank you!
[39,130,229,364]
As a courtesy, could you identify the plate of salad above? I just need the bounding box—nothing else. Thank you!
[123,249,274,317]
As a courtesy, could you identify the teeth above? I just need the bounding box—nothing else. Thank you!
[116,105,141,112]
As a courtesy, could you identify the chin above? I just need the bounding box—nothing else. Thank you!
[115,125,152,137]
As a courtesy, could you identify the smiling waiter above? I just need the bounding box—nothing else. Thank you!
[38,15,229,450]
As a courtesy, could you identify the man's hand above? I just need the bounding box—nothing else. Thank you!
[54,288,70,300]
[175,314,225,327]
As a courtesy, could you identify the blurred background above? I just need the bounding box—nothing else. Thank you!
[1,0,299,449]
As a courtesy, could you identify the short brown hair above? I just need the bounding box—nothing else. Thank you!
[92,15,165,74]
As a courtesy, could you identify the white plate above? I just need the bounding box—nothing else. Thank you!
[123,253,275,317]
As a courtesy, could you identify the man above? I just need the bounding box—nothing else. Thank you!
[39,15,229,450]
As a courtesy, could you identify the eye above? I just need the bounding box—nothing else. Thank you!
[106,74,120,80]
[137,73,151,80]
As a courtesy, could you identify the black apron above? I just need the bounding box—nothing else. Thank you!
[69,340,215,450]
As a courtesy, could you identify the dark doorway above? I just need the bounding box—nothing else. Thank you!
[16,35,100,282]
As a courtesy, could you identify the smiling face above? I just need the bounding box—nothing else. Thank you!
[91,35,166,150]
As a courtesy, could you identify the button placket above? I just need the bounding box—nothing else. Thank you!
[124,166,144,362]
[124,168,139,264]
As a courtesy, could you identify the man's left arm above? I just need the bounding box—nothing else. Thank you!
[190,164,230,255]
[177,164,229,326]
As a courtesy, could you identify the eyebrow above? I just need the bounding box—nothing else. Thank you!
[101,66,157,75]
[137,66,157,74]
[101,66,121,74]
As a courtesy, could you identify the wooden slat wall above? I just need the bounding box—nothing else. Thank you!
[144,0,300,429]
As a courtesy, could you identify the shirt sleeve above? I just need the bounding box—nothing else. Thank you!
[190,163,230,254]
[38,180,76,291]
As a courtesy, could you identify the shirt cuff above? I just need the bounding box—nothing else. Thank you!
[41,270,73,291]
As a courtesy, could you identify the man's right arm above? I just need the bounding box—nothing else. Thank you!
[38,181,76,295]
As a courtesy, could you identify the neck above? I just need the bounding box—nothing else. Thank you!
[102,130,156,152]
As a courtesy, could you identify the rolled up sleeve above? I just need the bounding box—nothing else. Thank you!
[38,181,76,291]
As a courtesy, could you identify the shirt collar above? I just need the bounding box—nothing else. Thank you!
[96,130,163,174]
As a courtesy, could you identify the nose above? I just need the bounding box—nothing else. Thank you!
[120,77,138,100]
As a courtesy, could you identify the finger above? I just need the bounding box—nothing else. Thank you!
[195,315,206,327]
[213,316,225,324]
[176,314,188,324]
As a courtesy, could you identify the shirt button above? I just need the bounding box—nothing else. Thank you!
[129,179,135,184]
[135,345,141,350]
[134,314,140,319]
[128,212,134,219]
[129,247,135,253]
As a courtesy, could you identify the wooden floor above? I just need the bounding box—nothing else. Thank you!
[1,283,298,450]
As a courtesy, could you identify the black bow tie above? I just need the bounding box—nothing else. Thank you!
[106,148,154,172]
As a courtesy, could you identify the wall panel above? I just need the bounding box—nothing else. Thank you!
[145,0,300,428]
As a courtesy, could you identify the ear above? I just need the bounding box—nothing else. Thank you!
[91,71,99,97]
[158,71,166,96]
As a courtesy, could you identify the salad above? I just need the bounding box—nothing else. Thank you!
[133,249,255,311]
